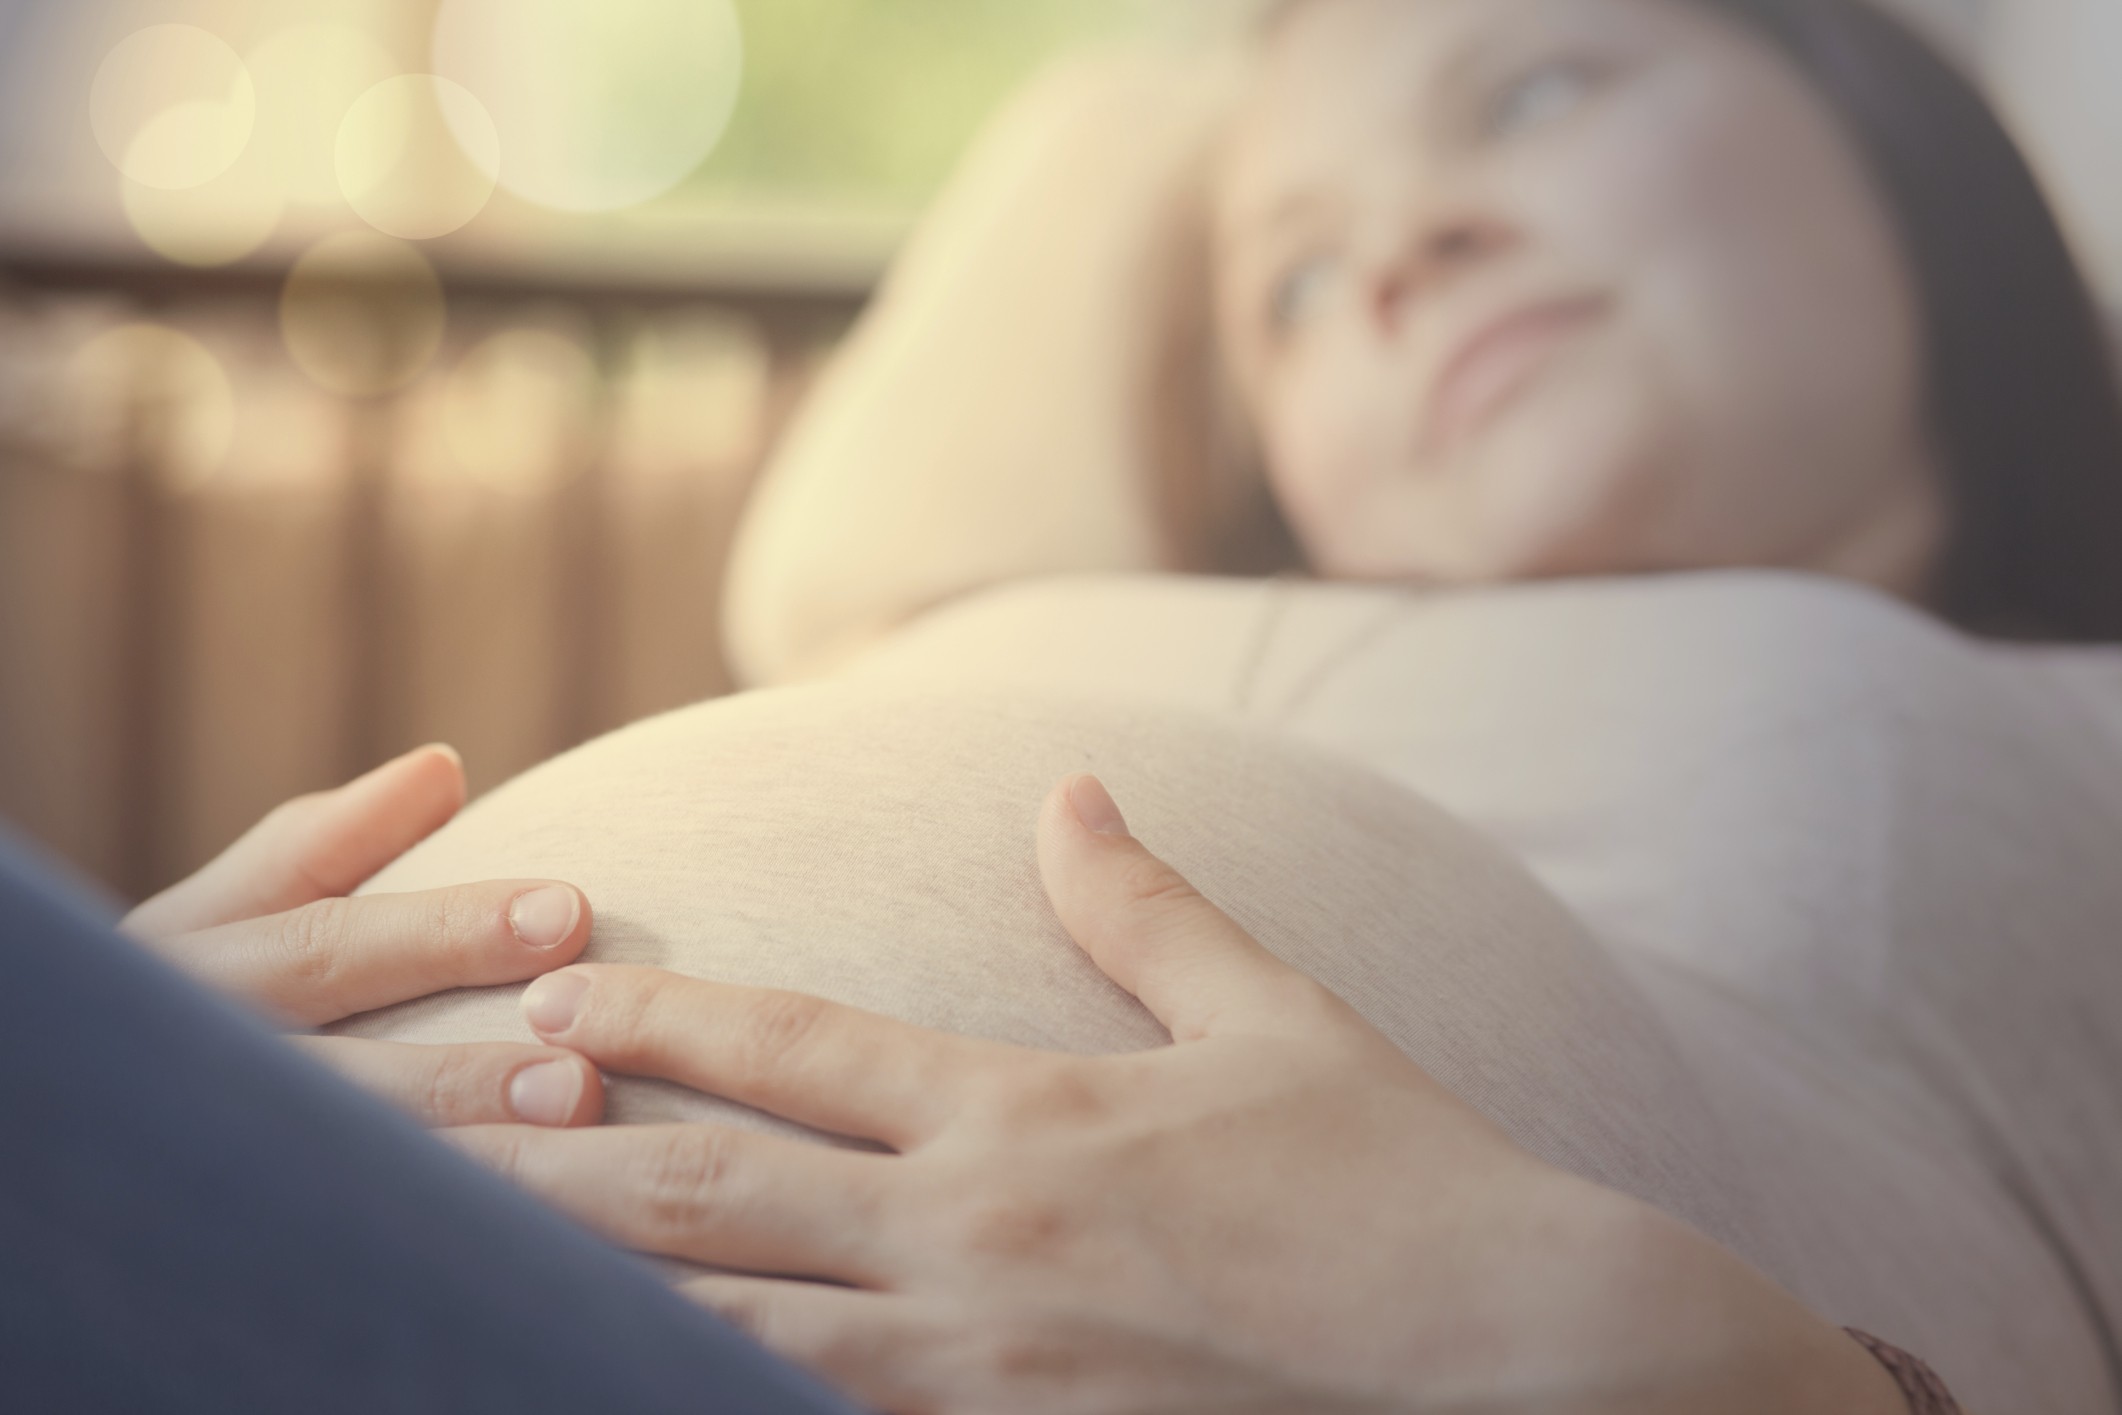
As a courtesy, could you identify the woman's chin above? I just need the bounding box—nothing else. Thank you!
[1444,413,1677,582]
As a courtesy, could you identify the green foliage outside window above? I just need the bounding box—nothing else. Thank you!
[683,0,1163,211]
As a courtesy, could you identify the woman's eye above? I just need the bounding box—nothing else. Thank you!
[1268,254,1344,335]
[1484,57,1601,139]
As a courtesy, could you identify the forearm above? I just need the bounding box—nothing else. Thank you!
[1218,1177,1915,1415]
[1543,1195,1917,1415]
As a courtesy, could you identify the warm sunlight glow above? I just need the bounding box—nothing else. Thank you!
[429,0,743,213]
[245,24,401,208]
[121,141,283,267]
[91,25,256,191]
[336,75,500,240]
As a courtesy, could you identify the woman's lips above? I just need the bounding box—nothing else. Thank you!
[1420,294,1612,453]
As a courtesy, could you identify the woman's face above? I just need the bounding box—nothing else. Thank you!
[1214,0,1948,592]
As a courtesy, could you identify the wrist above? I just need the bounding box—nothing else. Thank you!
[1534,1187,1911,1415]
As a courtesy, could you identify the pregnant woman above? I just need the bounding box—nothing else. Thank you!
[87,0,2122,1411]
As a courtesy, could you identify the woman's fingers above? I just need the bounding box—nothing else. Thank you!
[293,1037,604,1129]
[1036,774,1344,1044]
[449,1123,896,1285]
[124,745,467,938]
[165,880,592,1027]
[520,965,1016,1149]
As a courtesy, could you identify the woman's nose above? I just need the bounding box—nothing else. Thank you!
[1366,214,1519,337]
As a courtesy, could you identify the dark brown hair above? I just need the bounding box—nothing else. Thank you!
[1257,0,2122,641]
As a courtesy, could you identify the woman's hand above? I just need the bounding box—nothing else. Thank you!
[450,776,1902,1414]
[124,745,604,1131]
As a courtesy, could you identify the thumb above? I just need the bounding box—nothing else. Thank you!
[1036,774,1325,1043]
[125,745,468,937]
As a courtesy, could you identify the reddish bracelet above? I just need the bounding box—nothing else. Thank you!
[1845,1328,1964,1414]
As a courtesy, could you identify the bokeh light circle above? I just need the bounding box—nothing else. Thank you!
[245,25,401,207]
[281,232,448,397]
[337,75,500,240]
[67,324,236,489]
[121,162,284,267]
[91,25,256,190]
[443,328,597,492]
[430,0,743,213]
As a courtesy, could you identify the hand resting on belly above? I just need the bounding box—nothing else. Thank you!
[335,682,1738,1235]
[316,675,2107,1410]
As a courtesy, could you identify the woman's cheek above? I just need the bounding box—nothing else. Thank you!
[1589,66,1923,553]
[1490,86,1804,566]
[1506,80,1715,264]
[1264,355,1402,567]
[1482,348,1685,576]
[1509,70,1793,339]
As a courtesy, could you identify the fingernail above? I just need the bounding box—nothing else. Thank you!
[523,970,589,1035]
[384,742,461,776]
[1067,775,1131,837]
[509,1059,583,1127]
[509,886,581,951]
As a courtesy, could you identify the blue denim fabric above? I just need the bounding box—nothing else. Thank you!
[0,833,863,1415]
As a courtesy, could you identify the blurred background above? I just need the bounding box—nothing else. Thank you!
[0,0,2116,902]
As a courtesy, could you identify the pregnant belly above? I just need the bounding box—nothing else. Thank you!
[334,680,2110,1414]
